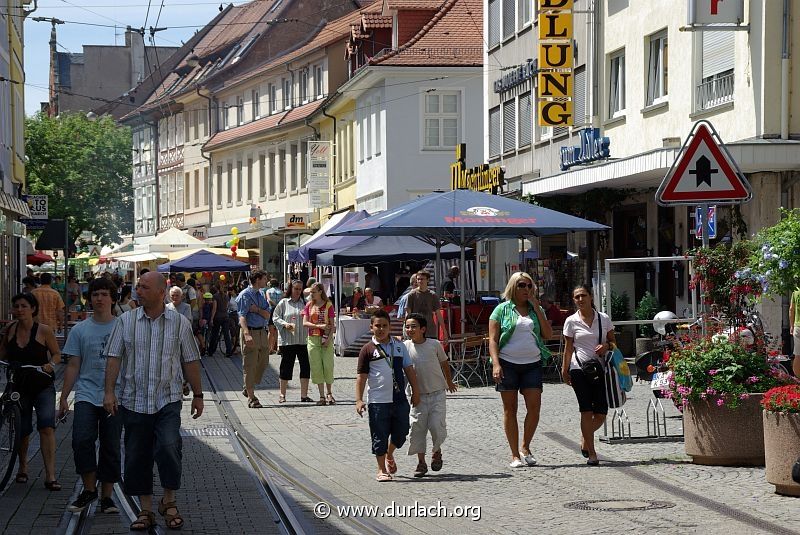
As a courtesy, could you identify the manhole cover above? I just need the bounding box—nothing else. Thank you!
[565,499,675,512]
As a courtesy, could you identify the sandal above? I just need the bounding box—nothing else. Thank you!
[131,509,156,531]
[15,473,28,484]
[248,397,263,408]
[326,394,336,405]
[44,480,62,491]
[159,499,184,530]
[278,394,286,404]
[316,398,326,406]
[385,457,397,474]
[300,397,314,403]
[376,473,392,482]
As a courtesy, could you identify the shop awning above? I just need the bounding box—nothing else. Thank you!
[111,252,167,263]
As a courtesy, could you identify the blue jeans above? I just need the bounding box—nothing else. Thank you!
[20,385,56,437]
[368,399,410,456]
[120,401,182,496]
[72,401,122,482]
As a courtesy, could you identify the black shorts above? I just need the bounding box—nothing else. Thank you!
[569,368,608,415]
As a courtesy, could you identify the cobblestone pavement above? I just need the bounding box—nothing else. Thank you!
[204,353,799,535]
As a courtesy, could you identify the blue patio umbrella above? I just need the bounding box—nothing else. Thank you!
[316,235,473,266]
[329,189,609,333]
[157,249,251,273]
[288,210,369,263]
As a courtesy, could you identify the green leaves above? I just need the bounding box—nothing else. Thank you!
[25,112,133,245]
[750,208,800,297]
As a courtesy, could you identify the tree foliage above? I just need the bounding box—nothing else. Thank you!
[25,112,132,245]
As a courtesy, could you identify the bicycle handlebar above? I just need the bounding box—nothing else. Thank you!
[0,360,50,375]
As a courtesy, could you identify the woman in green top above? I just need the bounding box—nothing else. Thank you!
[789,288,800,378]
[488,272,553,468]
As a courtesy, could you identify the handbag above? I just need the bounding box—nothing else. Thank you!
[604,351,627,408]
[610,344,633,392]
[574,313,605,383]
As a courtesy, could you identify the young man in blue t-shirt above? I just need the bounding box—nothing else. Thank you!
[355,309,420,482]
[58,278,122,513]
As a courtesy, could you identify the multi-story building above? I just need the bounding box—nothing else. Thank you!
[1,0,34,318]
[46,28,177,117]
[514,1,800,332]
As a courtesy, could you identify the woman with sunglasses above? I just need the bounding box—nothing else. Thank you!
[561,284,616,466]
[488,272,553,468]
[273,280,312,403]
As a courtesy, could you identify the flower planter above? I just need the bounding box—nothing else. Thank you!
[684,394,765,466]
[763,410,800,497]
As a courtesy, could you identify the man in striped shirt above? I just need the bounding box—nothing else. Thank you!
[103,271,203,531]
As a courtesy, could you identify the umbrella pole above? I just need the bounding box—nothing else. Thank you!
[435,241,441,294]
[460,228,466,337]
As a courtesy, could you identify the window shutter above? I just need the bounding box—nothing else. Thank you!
[489,0,500,47]
[489,106,501,157]
[503,99,516,153]
[503,0,515,39]
[518,92,532,146]
[574,67,586,127]
[702,28,734,79]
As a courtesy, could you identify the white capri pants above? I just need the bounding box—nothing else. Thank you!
[407,389,448,455]
[793,326,800,356]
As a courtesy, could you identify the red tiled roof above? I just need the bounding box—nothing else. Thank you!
[387,0,443,9]
[363,13,393,28]
[372,0,482,67]
[203,100,324,151]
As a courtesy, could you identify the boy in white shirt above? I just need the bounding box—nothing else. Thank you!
[403,313,457,477]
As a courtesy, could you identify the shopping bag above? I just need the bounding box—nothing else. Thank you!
[604,352,627,409]
[610,344,633,392]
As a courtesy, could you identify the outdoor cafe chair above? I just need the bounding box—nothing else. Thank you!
[449,334,487,387]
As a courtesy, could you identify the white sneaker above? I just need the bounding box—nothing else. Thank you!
[520,452,537,466]
[509,458,526,468]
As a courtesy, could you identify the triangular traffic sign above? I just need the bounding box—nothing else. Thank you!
[656,120,752,205]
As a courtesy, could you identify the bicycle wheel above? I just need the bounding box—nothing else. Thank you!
[0,404,22,491]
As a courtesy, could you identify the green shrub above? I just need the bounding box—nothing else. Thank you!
[634,291,661,337]
[610,291,630,326]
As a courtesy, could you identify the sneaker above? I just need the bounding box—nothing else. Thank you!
[68,489,98,512]
[509,458,526,469]
[520,452,537,466]
[413,463,428,478]
[431,451,443,471]
[99,496,119,514]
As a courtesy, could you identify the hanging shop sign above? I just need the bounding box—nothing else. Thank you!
[537,0,574,127]
[494,59,536,94]
[688,0,744,25]
[450,144,504,194]
[308,140,332,209]
[559,128,611,171]
[284,213,308,230]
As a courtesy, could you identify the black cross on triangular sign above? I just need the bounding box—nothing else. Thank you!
[656,120,752,206]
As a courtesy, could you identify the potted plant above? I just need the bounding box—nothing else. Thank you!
[634,291,661,354]
[665,335,791,466]
[610,291,634,357]
[761,383,800,496]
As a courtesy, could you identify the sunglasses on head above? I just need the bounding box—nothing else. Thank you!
[516,282,533,289]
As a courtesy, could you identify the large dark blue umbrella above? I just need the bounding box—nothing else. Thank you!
[288,210,369,263]
[329,189,608,334]
[316,235,473,266]
[157,249,250,273]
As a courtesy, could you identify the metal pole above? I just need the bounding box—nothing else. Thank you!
[460,227,466,337]
[699,203,709,335]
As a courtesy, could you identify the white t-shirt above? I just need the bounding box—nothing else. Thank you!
[499,314,542,365]
[404,338,448,394]
[563,310,614,371]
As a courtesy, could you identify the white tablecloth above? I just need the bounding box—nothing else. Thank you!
[336,316,372,355]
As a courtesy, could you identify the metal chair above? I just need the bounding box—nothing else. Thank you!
[450,335,487,387]
[543,327,564,381]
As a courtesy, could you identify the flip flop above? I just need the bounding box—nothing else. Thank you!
[15,473,28,484]
[385,457,397,474]
[278,394,286,404]
[44,480,62,491]
[376,473,392,482]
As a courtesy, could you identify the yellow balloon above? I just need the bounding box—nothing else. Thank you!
[232,237,240,245]
[219,274,226,281]
[231,227,239,235]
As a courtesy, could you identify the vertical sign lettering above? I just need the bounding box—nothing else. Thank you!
[537,0,574,126]
[307,141,332,209]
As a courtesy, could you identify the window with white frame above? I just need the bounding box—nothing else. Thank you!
[203,167,209,205]
[279,148,286,193]
[259,154,266,198]
[252,89,260,119]
[269,152,276,195]
[222,103,229,130]
[176,113,184,145]
[609,50,626,117]
[518,92,532,147]
[194,170,200,208]
[375,97,381,155]
[489,105,501,158]
[247,157,253,201]
[236,96,244,125]
[697,27,734,111]
[236,160,243,202]
[300,69,309,103]
[314,65,323,98]
[290,144,298,191]
[517,0,531,30]
[423,92,460,149]
[227,162,233,204]
[502,0,515,40]
[283,78,292,109]
[182,172,190,211]
[176,173,184,213]
[502,99,515,153]
[269,83,277,114]
[300,140,308,188]
[646,30,668,106]
[216,165,223,205]
[488,0,500,47]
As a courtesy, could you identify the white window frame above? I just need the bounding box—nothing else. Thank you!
[314,65,323,98]
[517,0,532,31]
[421,90,461,151]
[252,89,260,119]
[609,49,626,118]
[269,83,277,114]
[300,68,309,103]
[646,30,668,106]
[283,77,292,110]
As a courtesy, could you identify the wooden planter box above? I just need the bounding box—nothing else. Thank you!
[684,394,765,466]
[763,411,800,497]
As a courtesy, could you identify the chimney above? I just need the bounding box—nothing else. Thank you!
[128,28,146,84]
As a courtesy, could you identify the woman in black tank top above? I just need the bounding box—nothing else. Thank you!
[1,293,62,490]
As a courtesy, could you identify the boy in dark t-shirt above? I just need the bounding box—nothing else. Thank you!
[355,310,420,482]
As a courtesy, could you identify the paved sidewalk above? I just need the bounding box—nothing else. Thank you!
[204,353,800,535]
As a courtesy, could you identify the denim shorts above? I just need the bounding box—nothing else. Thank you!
[495,360,543,392]
[121,401,183,496]
[20,385,56,437]
[72,401,122,481]
[368,398,410,456]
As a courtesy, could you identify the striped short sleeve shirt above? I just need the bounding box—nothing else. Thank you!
[104,306,201,414]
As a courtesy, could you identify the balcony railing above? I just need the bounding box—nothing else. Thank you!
[696,71,734,111]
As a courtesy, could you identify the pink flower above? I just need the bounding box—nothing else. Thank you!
[747,376,759,384]
[739,393,750,400]
[708,369,720,376]
[716,398,725,407]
